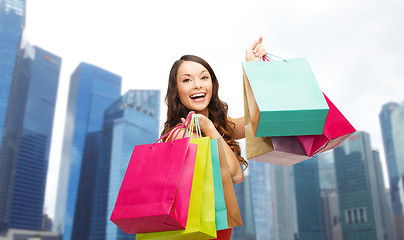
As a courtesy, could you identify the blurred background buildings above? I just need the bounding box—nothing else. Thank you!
[1,0,404,239]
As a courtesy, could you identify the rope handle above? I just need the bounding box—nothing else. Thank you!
[261,53,288,62]
[153,112,194,145]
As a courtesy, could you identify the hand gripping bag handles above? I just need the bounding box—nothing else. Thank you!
[242,54,329,137]
[136,113,217,240]
[110,113,197,234]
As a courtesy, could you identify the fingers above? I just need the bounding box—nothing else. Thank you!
[251,36,266,58]
[257,36,263,44]
[253,44,267,58]
[248,40,259,51]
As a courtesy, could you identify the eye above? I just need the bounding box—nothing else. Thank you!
[183,78,191,82]
[201,76,209,80]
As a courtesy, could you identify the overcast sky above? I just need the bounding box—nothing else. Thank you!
[25,0,404,219]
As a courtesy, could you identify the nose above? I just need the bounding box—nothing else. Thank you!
[193,79,202,89]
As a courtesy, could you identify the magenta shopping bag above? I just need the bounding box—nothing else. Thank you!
[110,126,197,234]
[297,93,356,157]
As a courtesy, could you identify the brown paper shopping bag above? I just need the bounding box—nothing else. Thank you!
[217,138,243,227]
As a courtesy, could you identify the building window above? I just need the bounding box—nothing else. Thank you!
[345,207,367,224]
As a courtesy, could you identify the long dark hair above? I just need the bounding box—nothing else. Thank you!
[162,55,247,169]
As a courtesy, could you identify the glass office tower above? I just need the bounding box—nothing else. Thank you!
[90,90,161,240]
[10,44,61,230]
[54,62,121,240]
[334,131,384,240]
[293,158,325,240]
[372,150,395,240]
[248,161,274,240]
[391,101,404,177]
[380,101,404,239]
[0,0,25,146]
[0,0,25,234]
[317,151,343,240]
[232,173,256,240]
[0,40,61,233]
[271,165,298,240]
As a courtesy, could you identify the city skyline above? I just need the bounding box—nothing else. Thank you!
[22,0,404,220]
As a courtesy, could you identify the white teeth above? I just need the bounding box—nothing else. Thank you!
[191,93,205,98]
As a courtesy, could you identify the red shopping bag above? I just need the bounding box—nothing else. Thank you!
[297,93,356,157]
[209,228,232,240]
[110,125,197,234]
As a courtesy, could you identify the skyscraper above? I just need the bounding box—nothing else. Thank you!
[372,150,395,240]
[89,90,160,240]
[0,0,25,147]
[232,172,256,240]
[0,0,26,234]
[391,101,404,177]
[248,161,274,240]
[334,131,384,240]
[0,37,61,234]
[293,158,325,240]
[317,151,343,240]
[380,101,404,239]
[271,165,298,240]
[53,62,121,240]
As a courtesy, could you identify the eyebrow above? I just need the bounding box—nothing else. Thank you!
[180,70,208,78]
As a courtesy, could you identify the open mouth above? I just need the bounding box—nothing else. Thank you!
[190,93,206,100]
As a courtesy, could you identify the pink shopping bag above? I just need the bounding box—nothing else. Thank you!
[110,125,197,234]
[297,93,356,157]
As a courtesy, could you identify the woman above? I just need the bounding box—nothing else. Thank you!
[162,37,267,184]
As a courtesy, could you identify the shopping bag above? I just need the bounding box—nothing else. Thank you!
[217,138,243,227]
[209,228,232,240]
[242,57,329,137]
[136,114,217,240]
[110,126,197,234]
[210,138,228,231]
[297,93,356,156]
[244,82,310,166]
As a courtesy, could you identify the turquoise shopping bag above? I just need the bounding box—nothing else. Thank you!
[210,138,228,231]
[242,57,329,137]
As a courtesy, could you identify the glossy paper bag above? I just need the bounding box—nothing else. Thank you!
[242,58,329,137]
[217,138,243,227]
[297,93,356,156]
[136,137,217,240]
[110,135,197,233]
[244,82,310,166]
[211,138,228,231]
[209,228,232,240]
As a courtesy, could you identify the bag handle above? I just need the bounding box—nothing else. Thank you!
[153,112,194,146]
[261,53,288,63]
[185,113,202,138]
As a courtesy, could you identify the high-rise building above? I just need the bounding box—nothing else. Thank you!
[293,158,325,240]
[391,101,404,177]
[89,90,160,240]
[53,62,121,240]
[334,131,384,240]
[0,0,26,234]
[317,151,343,240]
[271,165,298,240]
[380,101,404,239]
[372,150,395,240]
[232,172,256,240]
[248,161,274,240]
[0,38,61,234]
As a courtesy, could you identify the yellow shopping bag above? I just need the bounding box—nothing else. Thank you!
[136,114,216,240]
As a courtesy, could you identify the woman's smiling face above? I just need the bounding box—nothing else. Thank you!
[176,61,213,116]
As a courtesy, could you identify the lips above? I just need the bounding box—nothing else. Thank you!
[190,93,206,102]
